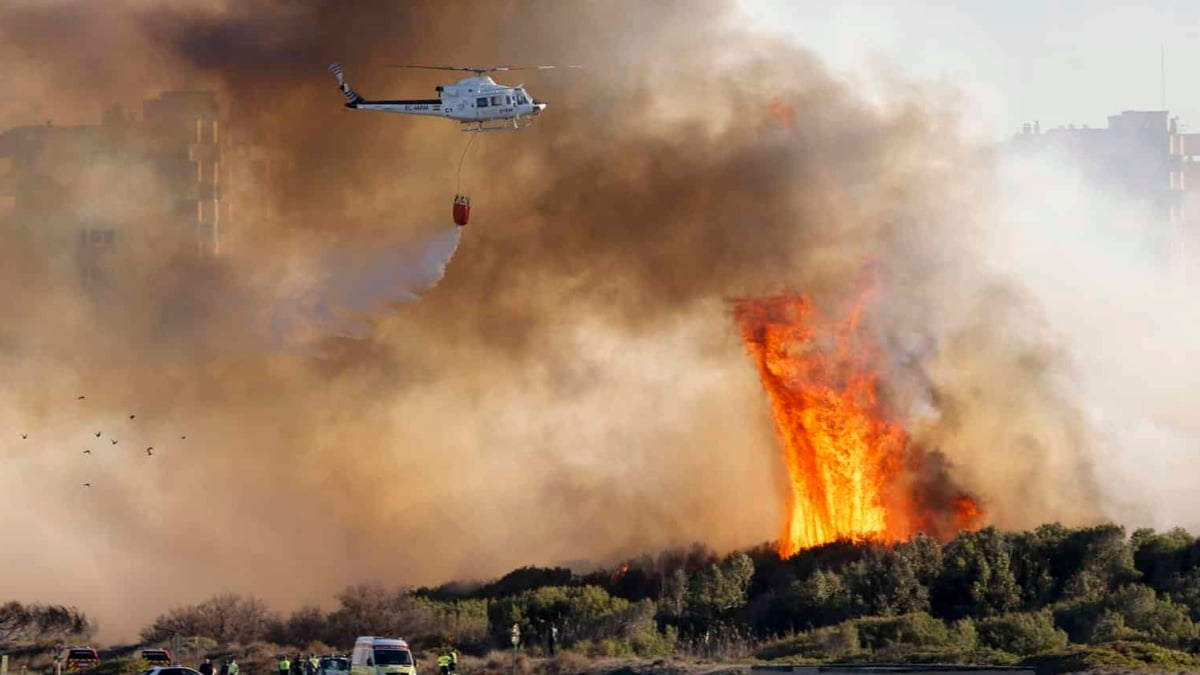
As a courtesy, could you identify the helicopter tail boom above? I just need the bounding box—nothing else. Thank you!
[329,63,451,117]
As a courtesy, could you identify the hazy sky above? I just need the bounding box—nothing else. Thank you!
[742,0,1200,140]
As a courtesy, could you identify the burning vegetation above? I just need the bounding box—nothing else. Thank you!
[734,292,984,557]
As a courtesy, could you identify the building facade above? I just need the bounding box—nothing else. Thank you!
[1010,110,1191,273]
[0,91,239,292]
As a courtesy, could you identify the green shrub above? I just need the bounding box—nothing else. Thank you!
[92,658,144,675]
[853,612,965,651]
[753,622,859,661]
[630,624,676,657]
[976,610,1068,654]
[1020,640,1199,675]
[1087,609,1141,643]
[1053,584,1197,647]
[1102,640,1199,668]
[1129,597,1196,647]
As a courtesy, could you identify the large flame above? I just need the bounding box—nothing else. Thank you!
[735,292,981,558]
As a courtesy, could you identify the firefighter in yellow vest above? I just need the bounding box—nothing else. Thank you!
[278,656,291,675]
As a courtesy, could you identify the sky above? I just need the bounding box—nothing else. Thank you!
[742,0,1200,140]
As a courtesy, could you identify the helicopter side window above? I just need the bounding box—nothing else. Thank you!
[476,97,488,107]
[505,95,511,105]
[490,95,502,106]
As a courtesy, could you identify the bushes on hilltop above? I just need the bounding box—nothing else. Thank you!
[140,593,273,644]
[0,601,93,647]
[105,522,1200,670]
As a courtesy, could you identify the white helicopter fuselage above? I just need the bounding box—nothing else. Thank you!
[333,68,546,131]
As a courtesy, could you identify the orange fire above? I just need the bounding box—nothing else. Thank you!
[952,495,985,530]
[734,292,981,558]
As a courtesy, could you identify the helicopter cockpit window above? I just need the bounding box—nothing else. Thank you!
[505,95,511,105]
[477,97,488,107]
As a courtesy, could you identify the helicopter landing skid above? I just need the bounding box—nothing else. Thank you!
[462,117,534,133]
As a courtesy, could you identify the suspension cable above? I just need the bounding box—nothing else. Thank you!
[456,132,478,195]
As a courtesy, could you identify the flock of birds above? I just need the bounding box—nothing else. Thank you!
[18,395,187,487]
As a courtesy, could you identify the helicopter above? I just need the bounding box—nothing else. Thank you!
[328,63,577,132]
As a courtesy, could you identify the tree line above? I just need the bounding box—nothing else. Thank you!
[10,523,1200,669]
[0,602,93,646]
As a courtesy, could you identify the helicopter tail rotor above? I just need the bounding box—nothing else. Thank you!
[328,63,364,106]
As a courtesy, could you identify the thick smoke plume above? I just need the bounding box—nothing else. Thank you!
[0,0,1153,641]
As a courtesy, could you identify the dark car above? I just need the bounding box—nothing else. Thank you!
[140,667,203,675]
[140,650,173,667]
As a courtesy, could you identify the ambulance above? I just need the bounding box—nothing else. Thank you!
[350,637,416,675]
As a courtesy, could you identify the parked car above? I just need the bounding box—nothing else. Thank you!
[64,647,100,671]
[140,649,174,667]
[139,667,203,675]
[320,656,350,675]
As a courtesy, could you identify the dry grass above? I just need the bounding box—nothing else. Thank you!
[456,653,742,675]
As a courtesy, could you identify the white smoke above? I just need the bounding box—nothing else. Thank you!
[984,147,1200,531]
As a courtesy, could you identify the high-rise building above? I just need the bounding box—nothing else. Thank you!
[143,91,224,257]
[1012,110,1184,225]
[0,91,235,291]
[1010,110,1191,274]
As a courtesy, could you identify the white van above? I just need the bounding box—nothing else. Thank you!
[350,637,416,675]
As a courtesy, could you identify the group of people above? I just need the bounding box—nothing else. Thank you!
[197,658,239,675]
[197,634,562,675]
[435,649,457,675]
[276,654,321,675]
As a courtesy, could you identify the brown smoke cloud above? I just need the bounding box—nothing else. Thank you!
[0,0,1102,641]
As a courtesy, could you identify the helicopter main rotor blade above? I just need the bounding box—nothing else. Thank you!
[489,65,584,72]
[386,65,483,72]
[385,64,583,74]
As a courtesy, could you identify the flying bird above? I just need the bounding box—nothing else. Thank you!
[82,450,91,454]
[146,447,153,456]
[129,415,135,420]
[77,396,86,400]
[94,432,101,437]
[180,436,187,440]
[20,434,27,440]
[82,483,91,487]
[111,440,118,445]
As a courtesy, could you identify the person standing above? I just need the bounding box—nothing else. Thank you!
[198,659,214,675]
[548,624,558,656]
[229,659,240,675]
[219,659,230,675]
[278,655,291,675]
